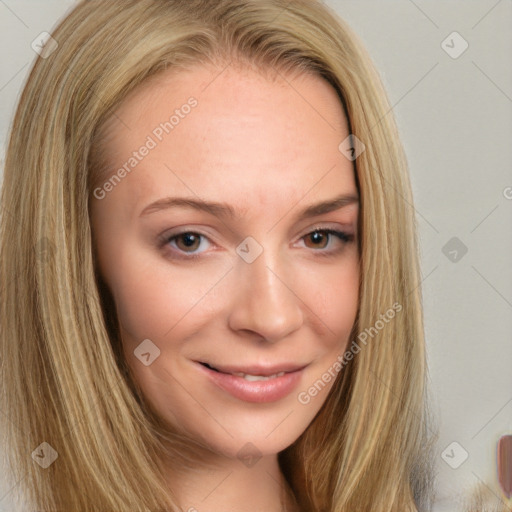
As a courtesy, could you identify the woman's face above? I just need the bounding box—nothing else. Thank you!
[90,64,360,460]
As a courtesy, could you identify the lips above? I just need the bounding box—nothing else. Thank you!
[196,360,307,403]
[199,361,305,379]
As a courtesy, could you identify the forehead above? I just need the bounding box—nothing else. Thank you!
[93,64,356,217]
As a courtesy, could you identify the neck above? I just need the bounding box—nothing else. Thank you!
[165,451,299,512]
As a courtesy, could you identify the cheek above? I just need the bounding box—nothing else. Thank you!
[299,255,360,341]
[108,248,231,347]
[327,270,359,338]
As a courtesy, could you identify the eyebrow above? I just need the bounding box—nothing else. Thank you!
[139,193,359,220]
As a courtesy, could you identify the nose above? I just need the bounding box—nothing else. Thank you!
[227,249,304,343]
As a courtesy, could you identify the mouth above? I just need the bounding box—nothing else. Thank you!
[195,360,307,403]
[198,361,304,380]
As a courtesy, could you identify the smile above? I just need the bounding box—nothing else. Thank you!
[196,361,307,403]
[202,362,286,381]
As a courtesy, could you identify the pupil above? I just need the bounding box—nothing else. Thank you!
[182,233,197,248]
[311,232,323,244]
[307,230,328,249]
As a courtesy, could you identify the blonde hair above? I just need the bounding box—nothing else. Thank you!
[1,0,439,510]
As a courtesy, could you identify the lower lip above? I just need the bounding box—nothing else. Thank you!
[196,363,305,403]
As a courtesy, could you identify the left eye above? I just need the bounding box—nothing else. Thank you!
[301,229,352,250]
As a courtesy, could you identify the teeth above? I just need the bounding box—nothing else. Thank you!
[232,371,286,381]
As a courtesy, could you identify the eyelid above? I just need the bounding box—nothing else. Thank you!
[295,222,355,243]
[158,225,216,243]
[159,223,353,243]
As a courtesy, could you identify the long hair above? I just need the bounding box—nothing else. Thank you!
[0,1,438,510]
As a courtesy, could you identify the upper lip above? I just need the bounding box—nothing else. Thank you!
[197,361,307,376]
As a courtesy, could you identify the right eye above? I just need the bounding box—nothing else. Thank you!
[161,231,212,258]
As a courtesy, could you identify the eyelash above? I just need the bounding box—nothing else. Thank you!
[159,228,354,260]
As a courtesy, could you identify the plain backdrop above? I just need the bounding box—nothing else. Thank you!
[1,1,511,511]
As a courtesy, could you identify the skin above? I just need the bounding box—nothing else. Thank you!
[90,62,360,512]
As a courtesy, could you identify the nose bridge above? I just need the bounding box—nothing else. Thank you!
[247,248,286,301]
[228,238,304,342]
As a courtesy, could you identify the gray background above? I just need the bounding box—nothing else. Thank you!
[1,1,511,511]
